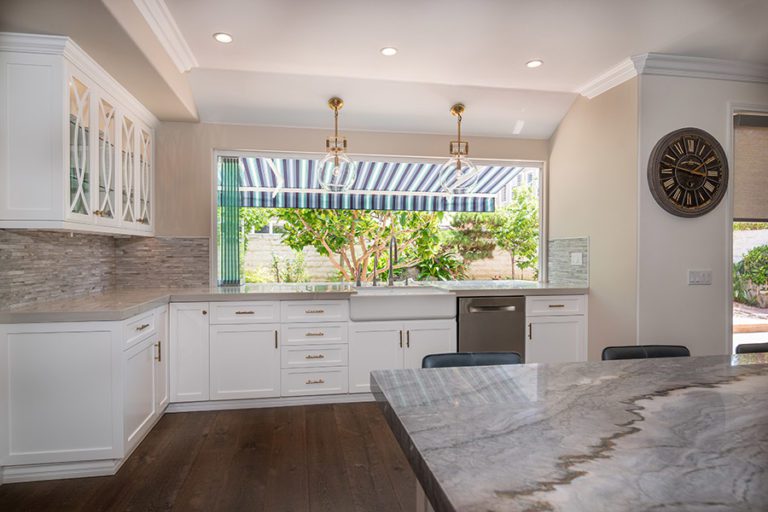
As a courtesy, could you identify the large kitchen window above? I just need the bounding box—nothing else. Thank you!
[214,152,544,286]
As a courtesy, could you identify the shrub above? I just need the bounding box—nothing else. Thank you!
[733,245,768,306]
[270,252,309,283]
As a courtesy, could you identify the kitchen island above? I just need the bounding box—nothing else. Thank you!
[371,354,768,512]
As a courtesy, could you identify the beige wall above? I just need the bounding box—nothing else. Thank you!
[548,78,639,360]
[155,122,549,236]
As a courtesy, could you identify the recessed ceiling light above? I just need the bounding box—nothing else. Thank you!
[526,59,543,68]
[380,47,398,56]
[213,32,233,44]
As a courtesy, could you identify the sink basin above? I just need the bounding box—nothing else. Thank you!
[350,285,456,321]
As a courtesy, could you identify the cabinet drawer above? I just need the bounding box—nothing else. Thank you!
[281,368,349,397]
[281,344,348,369]
[209,301,280,324]
[281,323,348,345]
[123,311,156,349]
[526,295,586,317]
[281,300,349,323]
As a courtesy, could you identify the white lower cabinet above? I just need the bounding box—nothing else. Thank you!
[209,324,280,400]
[123,337,157,453]
[170,303,210,402]
[349,319,456,393]
[154,309,169,411]
[525,295,588,364]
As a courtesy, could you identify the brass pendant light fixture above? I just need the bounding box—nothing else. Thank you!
[317,97,357,192]
[440,103,480,195]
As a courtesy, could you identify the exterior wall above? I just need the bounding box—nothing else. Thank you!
[637,75,768,356]
[548,78,639,360]
[155,122,550,237]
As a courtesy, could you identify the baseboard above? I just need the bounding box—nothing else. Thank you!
[166,393,375,413]
[1,458,122,484]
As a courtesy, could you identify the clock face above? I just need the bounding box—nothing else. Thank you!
[647,127,729,217]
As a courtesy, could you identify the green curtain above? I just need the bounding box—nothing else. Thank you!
[218,156,240,285]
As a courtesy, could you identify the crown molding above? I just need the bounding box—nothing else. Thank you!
[133,0,198,73]
[0,32,158,127]
[632,53,768,84]
[577,58,637,99]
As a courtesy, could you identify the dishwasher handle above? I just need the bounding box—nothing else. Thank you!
[468,305,517,313]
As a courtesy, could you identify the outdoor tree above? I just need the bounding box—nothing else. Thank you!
[492,186,539,279]
[271,208,458,282]
[443,212,499,263]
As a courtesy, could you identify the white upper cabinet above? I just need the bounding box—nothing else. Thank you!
[0,33,157,236]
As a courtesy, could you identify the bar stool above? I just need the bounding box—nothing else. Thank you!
[601,345,690,361]
[422,351,522,368]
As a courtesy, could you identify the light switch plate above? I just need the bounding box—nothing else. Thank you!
[570,252,583,266]
[688,270,712,285]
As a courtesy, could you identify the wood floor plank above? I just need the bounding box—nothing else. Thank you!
[263,406,309,512]
[305,404,355,512]
[334,403,406,512]
[0,403,412,512]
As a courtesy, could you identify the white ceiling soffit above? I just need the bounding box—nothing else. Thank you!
[132,0,197,73]
[188,68,576,138]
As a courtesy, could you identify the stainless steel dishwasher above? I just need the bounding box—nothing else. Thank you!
[457,297,526,360]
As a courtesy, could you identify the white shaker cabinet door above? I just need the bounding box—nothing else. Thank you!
[349,322,403,393]
[124,338,156,453]
[209,324,280,400]
[526,316,586,364]
[170,303,210,402]
[154,307,169,411]
[402,320,457,370]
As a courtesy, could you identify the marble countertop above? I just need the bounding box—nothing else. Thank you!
[0,280,587,323]
[371,354,768,512]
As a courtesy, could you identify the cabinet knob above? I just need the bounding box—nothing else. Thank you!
[202,310,207,315]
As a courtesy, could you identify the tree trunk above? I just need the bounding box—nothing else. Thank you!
[510,253,516,280]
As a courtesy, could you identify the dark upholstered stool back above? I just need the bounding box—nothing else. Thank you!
[601,345,690,361]
[736,342,768,354]
[422,351,522,368]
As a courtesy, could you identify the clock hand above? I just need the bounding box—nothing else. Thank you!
[673,164,706,177]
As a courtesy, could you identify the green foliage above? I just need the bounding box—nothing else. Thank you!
[272,208,450,282]
[443,213,499,262]
[416,252,467,281]
[492,186,540,278]
[733,245,768,306]
[244,267,271,284]
[270,252,309,283]
[734,222,768,231]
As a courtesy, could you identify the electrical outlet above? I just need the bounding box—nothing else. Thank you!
[570,252,583,266]
[688,270,712,285]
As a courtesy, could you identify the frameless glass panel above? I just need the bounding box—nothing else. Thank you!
[69,77,90,215]
[122,116,136,223]
[97,98,116,219]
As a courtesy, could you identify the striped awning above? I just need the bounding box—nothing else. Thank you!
[228,157,526,212]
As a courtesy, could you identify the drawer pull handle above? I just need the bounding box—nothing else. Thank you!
[155,341,162,362]
[306,378,325,385]
[274,330,278,349]
[305,309,325,314]
[548,304,565,308]
[305,354,325,359]
[235,311,255,315]
[305,332,325,337]
[136,323,150,331]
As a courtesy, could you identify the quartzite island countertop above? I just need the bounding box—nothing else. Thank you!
[0,281,587,323]
[371,354,768,512]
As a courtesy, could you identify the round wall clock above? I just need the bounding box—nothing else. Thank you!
[647,127,728,217]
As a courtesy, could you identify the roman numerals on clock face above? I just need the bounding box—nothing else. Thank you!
[648,128,728,218]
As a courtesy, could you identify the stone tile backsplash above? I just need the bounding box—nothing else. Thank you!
[0,230,210,309]
[116,237,210,289]
[0,230,116,309]
[548,237,589,287]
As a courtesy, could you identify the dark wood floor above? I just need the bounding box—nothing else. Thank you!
[0,403,417,512]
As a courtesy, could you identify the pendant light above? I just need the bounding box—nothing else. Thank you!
[318,97,357,192]
[440,103,480,195]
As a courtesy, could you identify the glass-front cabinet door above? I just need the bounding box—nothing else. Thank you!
[137,127,152,227]
[121,115,137,225]
[94,96,117,223]
[68,75,92,218]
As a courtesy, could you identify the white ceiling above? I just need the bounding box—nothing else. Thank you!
[159,0,768,138]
